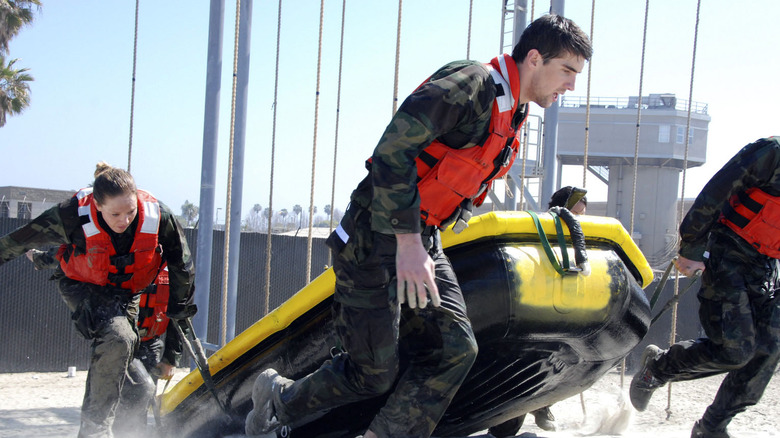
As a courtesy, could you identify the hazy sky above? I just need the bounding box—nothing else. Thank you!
[2,0,778,223]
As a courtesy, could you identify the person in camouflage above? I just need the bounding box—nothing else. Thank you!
[246,14,592,438]
[26,249,181,435]
[630,137,780,438]
[0,162,196,438]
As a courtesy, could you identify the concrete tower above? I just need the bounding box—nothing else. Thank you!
[557,94,711,268]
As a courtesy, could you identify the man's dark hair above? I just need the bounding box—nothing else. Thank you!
[512,14,593,63]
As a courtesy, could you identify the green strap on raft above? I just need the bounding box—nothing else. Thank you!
[527,211,570,276]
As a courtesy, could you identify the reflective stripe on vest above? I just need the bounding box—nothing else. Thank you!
[58,188,163,292]
[415,53,527,227]
[720,187,780,258]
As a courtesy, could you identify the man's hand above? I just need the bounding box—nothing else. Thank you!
[395,233,441,308]
[674,255,705,277]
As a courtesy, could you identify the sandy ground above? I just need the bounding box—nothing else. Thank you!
[0,368,778,438]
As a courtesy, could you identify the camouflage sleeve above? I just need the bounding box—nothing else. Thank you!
[157,202,196,316]
[370,61,495,234]
[679,137,780,260]
[0,199,75,266]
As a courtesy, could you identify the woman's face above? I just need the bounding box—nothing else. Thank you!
[96,193,138,233]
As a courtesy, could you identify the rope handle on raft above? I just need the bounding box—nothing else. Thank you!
[527,210,591,277]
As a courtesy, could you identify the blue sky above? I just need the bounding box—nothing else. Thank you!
[1,0,778,222]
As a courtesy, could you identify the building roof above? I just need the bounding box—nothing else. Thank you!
[0,186,76,203]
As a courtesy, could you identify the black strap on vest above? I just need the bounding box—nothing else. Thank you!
[738,190,763,214]
[723,191,765,229]
[418,150,439,170]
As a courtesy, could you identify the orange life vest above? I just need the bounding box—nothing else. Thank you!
[415,54,527,227]
[720,187,780,258]
[57,188,163,292]
[138,265,170,342]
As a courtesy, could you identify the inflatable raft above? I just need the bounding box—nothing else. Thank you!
[159,211,653,437]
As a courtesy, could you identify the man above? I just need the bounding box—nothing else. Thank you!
[246,14,592,438]
[630,137,780,438]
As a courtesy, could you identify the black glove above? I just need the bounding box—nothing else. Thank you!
[166,303,198,321]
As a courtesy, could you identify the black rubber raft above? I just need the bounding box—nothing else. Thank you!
[159,211,654,437]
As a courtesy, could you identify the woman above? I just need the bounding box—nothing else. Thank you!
[0,162,195,437]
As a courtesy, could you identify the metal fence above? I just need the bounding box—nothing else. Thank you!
[0,217,330,373]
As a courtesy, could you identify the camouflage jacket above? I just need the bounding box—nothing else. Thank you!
[351,58,526,235]
[679,137,780,261]
[0,194,196,317]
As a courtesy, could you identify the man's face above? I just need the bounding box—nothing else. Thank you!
[96,193,138,234]
[529,51,585,108]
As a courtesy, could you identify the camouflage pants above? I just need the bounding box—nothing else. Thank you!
[112,338,163,436]
[652,229,780,430]
[58,278,142,438]
[279,207,478,438]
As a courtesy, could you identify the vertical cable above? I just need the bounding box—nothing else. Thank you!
[306,0,326,283]
[581,0,595,189]
[220,0,242,346]
[392,0,403,115]
[264,0,283,315]
[328,0,348,269]
[466,0,474,59]
[667,0,702,419]
[127,0,140,172]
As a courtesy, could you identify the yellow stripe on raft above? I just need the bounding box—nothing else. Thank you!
[160,269,336,414]
[160,211,652,413]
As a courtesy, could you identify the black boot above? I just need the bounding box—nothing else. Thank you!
[532,406,556,431]
[691,419,733,438]
[629,344,665,411]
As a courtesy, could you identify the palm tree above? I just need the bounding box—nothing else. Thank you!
[0,54,32,127]
[0,0,41,53]
[293,204,303,227]
[180,200,199,227]
[279,208,288,231]
[246,203,262,231]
